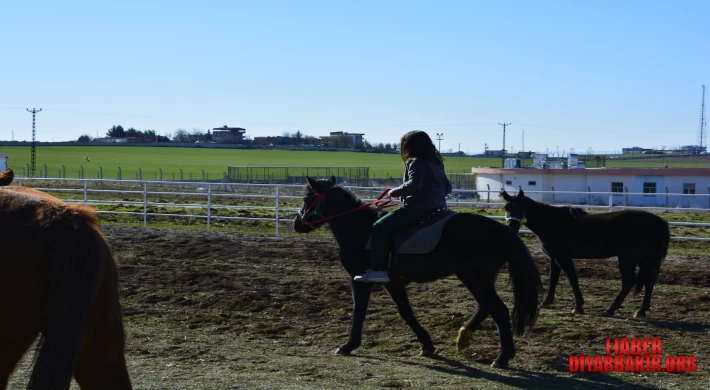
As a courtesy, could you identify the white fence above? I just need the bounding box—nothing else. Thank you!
[13,178,710,241]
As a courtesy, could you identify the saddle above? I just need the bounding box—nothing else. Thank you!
[365,209,457,255]
[0,168,13,186]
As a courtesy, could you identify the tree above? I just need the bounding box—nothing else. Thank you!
[106,125,125,138]
[173,129,189,142]
[78,134,92,142]
[125,127,140,137]
[385,143,393,151]
[294,130,303,145]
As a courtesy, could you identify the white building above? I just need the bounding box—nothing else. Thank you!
[472,167,710,208]
[0,153,7,171]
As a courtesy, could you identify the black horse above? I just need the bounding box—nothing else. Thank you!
[501,189,670,318]
[293,176,542,368]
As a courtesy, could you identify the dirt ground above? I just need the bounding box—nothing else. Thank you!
[8,225,710,389]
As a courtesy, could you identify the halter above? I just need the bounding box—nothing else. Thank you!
[298,188,396,228]
[505,212,527,224]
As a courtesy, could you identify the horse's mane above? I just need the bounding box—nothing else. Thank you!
[304,182,387,217]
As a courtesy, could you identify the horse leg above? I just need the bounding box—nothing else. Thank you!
[555,257,585,314]
[542,258,561,307]
[459,279,515,368]
[456,306,489,351]
[603,257,636,317]
[337,281,372,355]
[635,261,659,318]
[0,328,39,389]
[384,283,435,356]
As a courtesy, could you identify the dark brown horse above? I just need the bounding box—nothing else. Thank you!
[0,169,131,389]
[502,189,669,318]
[294,177,542,368]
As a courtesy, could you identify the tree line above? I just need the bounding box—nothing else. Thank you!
[77,125,399,151]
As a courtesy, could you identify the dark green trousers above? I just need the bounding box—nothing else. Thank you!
[369,207,437,271]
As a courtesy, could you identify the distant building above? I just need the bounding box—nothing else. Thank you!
[320,132,364,148]
[94,137,149,143]
[212,126,246,144]
[484,149,506,157]
[472,167,710,208]
[622,147,648,154]
[253,136,296,146]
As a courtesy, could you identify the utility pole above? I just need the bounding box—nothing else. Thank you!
[26,108,42,177]
[699,85,706,151]
[498,122,511,166]
[436,133,444,152]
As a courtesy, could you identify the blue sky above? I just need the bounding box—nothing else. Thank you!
[1,0,707,154]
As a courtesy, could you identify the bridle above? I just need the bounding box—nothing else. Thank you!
[505,211,527,225]
[298,188,395,228]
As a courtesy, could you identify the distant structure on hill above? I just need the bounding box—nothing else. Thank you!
[212,126,246,144]
[320,132,364,148]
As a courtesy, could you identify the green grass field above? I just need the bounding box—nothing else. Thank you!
[4,146,710,181]
[2,146,492,180]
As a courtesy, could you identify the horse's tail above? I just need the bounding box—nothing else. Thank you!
[634,220,670,295]
[506,238,543,336]
[28,208,108,390]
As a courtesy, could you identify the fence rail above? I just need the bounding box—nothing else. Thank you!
[13,178,710,241]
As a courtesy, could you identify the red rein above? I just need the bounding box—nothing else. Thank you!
[303,188,396,226]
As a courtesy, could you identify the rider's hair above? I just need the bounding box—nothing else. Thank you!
[399,131,445,164]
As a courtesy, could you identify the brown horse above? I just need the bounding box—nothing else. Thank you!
[0,169,132,389]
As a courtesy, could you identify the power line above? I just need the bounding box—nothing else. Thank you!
[26,108,42,177]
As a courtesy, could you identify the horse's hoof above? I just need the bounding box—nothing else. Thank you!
[491,358,510,369]
[456,327,474,351]
[634,311,646,318]
[601,311,614,318]
[420,346,436,357]
[335,347,351,356]
[572,307,585,315]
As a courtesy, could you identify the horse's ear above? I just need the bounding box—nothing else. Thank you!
[517,189,525,200]
[329,175,336,185]
[501,190,512,201]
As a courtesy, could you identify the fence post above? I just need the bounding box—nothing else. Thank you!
[139,168,142,181]
[83,181,87,206]
[99,166,103,180]
[143,182,148,228]
[207,184,212,232]
[81,165,84,179]
[202,170,206,181]
[62,164,66,179]
[22,167,26,177]
[26,163,30,177]
[665,186,669,208]
[609,194,613,212]
[159,168,163,181]
[587,186,591,209]
[625,186,629,206]
[275,185,280,237]
[180,168,183,181]
[486,184,490,204]
[44,164,47,178]
[551,186,555,204]
[118,166,122,180]
[172,172,175,181]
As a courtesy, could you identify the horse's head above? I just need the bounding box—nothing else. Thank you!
[0,168,14,186]
[293,175,356,233]
[501,189,528,233]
